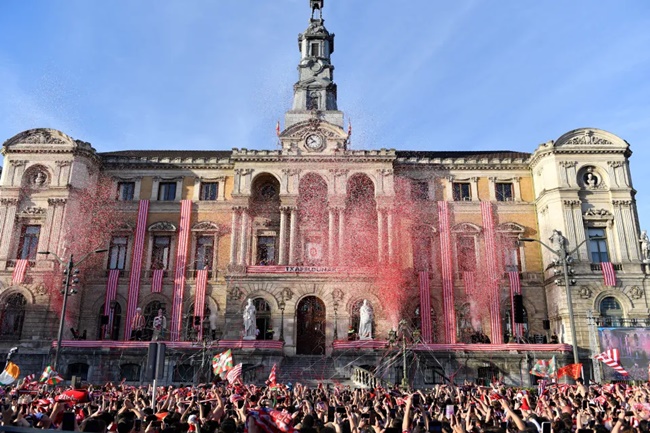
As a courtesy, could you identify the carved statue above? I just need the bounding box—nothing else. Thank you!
[549,229,567,251]
[585,172,598,188]
[640,230,650,262]
[243,298,257,340]
[358,300,373,340]
[33,171,47,187]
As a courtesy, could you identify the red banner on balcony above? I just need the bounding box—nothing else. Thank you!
[194,269,209,340]
[12,259,29,285]
[418,271,432,343]
[151,269,164,293]
[481,202,503,344]
[171,200,192,341]
[124,200,149,340]
[104,270,120,335]
[601,262,616,286]
[437,201,456,344]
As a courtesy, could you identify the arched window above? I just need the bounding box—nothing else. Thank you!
[253,298,273,340]
[120,363,141,382]
[67,362,89,381]
[97,303,122,340]
[144,301,166,341]
[0,293,27,340]
[184,303,211,341]
[600,297,623,326]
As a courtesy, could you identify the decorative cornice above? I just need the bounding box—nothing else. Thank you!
[9,160,27,167]
[612,200,633,206]
[147,221,177,232]
[47,198,68,206]
[559,161,577,168]
[0,198,20,206]
[55,160,72,167]
[583,208,612,217]
[563,200,582,207]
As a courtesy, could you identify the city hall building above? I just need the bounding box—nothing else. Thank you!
[0,1,647,385]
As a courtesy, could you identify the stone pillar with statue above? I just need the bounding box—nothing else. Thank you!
[243,298,257,340]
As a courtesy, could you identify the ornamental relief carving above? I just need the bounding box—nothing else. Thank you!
[148,221,177,232]
[627,286,643,300]
[565,130,613,145]
[583,208,612,218]
[578,286,592,299]
[228,286,244,301]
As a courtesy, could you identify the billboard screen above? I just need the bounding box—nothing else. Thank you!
[598,327,650,381]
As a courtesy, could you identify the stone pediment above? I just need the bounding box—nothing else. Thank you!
[554,128,628,150]
[192,221,221,232]
[148,221,177,232]
[3,128,95,153]
[278,118,348,155]
[451,222,482,234]
[496,222,525,233]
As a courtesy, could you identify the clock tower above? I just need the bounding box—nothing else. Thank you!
[284,0,344,130]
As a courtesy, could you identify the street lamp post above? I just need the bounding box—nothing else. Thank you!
[519,231,584,365]
[399,319,409,389]
[279,299,286,342]
[333,301,339,341]
[38,248,108,371]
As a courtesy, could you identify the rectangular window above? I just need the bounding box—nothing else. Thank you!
[18,225,40,260]
[108,236,128,270]
[310,42,320,57]
[411,181,429,201]
[117,182,135,201]
[151,236,172,269]
[495,183,513,201]
[453,182,471,201]
[158,182,177,201]
[195,236,214,270]
[256,236,276,265]
[200,182,218,201]
[588,228,610,263]
[457,236,476,272]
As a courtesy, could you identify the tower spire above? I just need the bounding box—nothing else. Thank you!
[284,0,343,129]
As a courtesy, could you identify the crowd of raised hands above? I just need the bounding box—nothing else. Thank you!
[2,378,650,433]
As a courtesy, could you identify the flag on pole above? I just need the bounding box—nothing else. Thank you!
[226,363,243,384]
[548,356,557,378]
[0,361,20,385]
[12,259,29,285]
[39,366,64,385]
[557,363,583,380]
[529,359,550,378]
[212,349,233,377]
[601,262,616,286]
[276,121,281,136]
[595,348,629,375]
[347,120,352,137]
[268,363,277,386]
[23,373,36,384]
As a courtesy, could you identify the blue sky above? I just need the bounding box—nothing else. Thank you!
[1,1,649,226]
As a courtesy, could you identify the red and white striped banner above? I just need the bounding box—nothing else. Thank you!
[601,261,616,286]
[508,271,524,338]
[53,339,285,350]
[124,200,149,340]
[464,271,475,295]
[151,269,164,293]
[12,259,29,285]
[595,348,629,375]
[332,340,389,350]
[194,269,209,340]
[418,271,432,343]
[103,270,120,336]
[171,200,192,341]
[481,202,503,344]
[437,201,456,343]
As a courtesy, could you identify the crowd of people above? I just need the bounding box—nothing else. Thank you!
[2,375,650,433]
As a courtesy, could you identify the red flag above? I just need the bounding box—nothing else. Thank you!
[437,201,456,343]
[12,259,29,285]
[194,269,209,340]
[227,363,243,384]
[557,363,582,380]
[276,121,281,136]
[595,348,628,375]
[268,363,277,386]
[601,262,616,286]
[170,200,192,341]
[124,200,150,339]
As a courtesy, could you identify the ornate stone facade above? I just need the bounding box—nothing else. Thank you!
[0,2,647,386]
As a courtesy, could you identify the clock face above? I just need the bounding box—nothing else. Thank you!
[305,134,324,150]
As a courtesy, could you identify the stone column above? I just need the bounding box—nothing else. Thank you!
[0,199,19,264]
[238,208,250,266]
[279,207,288,265]
[229,209,240,266]
[328,208,336,266]
[377,209,385,263]
[338,208,345,264]
[612,201,629,262]
[620,201,641,261]
[288,207,298,265]
[387,209,395,263]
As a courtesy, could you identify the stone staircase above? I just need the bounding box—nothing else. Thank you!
[278,356,348,385]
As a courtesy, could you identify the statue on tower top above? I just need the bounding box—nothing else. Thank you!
[310,0,324,20]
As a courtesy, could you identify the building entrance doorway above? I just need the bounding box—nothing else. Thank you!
[296,296,326,355]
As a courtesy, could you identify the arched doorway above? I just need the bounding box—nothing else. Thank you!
[296,296,326,355]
